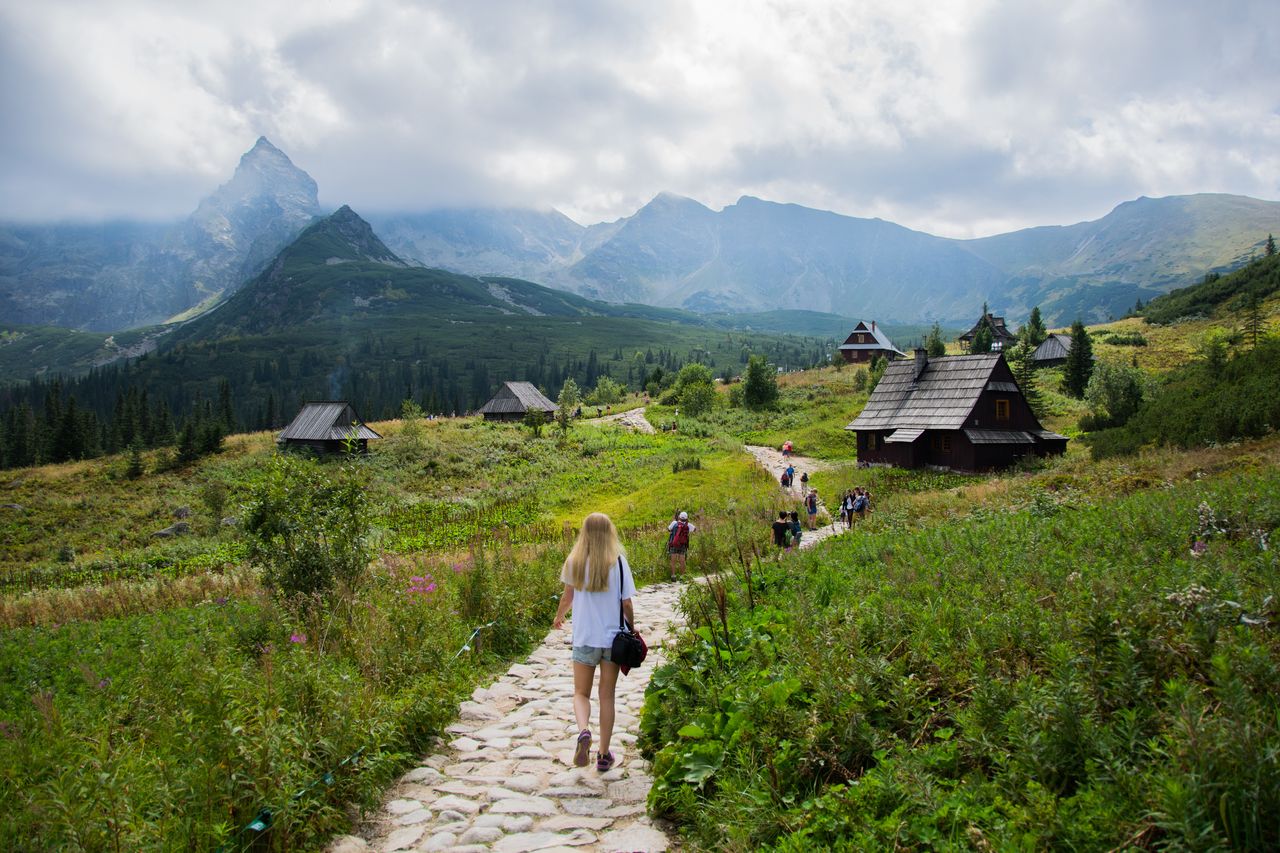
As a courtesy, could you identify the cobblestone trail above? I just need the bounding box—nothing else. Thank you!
[593,407,656,434]
[332,581,685,853]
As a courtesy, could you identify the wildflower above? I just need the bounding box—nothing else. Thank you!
[0,721,16,740]
[215,596,228,605]
[408,573,437,596]
[290,633,307,644]
[1190,540,1207,557]
[96,678,111,689]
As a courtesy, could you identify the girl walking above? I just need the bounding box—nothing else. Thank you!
[552,512,636,772]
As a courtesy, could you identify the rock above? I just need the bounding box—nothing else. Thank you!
[511,745,551,759]
[420,831,457,852]
[436,809,467,823]
[538,815,615,831]
[488,795,558,815]
[400,766,442,784]
[327,835,371,853]
[379,825,424,852]
[562,797,613,816]
[503,774,542,793]
[450,736,481,752]
[394,808,431,825]
[607,778,650,802]
[173,505,192,518]
[458,826,504,845]
[493,830,595,852]
[220,516,238,526]
[603,803,646,818]
[384,798,421,815]
[430,794,480,815]
[598,824,670,850]
[0,504,24,511]
[151,521,191,538]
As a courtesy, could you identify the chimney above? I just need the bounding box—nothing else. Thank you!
[871,320,876,333]
[913,347,928,383]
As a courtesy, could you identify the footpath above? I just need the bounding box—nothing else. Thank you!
[333,582,684,853]
[743,444,849,550]
[592,407,656,434]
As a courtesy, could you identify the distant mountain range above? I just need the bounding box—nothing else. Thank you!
[0,138,320,330]
[3,139,1279,332]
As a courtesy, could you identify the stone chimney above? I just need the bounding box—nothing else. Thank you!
[913,347,928,383]
[871,320,876,334]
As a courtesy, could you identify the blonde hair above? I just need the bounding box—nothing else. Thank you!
[560,512,624,592]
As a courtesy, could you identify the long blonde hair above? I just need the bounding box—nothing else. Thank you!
[560,512,624,592]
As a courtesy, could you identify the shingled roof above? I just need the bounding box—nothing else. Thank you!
[1033,333,1072,363]
[279,402,381,441]
[838,320,906,357]
[845,353,1003,432]
[477,381,558,416]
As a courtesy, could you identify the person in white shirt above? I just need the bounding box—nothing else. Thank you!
[552,512,636,772]
[666,510,695,578]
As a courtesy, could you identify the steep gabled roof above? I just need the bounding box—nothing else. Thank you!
[961,313,1018,342]
[478,381,558,415]
[838,320,907,357]
[845,353,1003,432]
[1033,333,1072,362]
[279,401,381,441]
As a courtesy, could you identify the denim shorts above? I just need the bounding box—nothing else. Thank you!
[572,645,614,666]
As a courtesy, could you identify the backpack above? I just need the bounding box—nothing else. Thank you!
[853,496,867,512]
[671,521,690,549]
[806,493,817,511]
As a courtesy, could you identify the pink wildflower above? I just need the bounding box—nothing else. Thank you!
[290,633,307,644]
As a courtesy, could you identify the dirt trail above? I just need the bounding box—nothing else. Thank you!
[593,406,656,434]
[743,444,849,550]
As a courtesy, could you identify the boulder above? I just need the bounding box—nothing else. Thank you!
[152,521,192,538]
[173,506,192,519]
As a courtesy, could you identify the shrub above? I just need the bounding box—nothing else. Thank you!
[242,455,373,606]
[743,355,779,410]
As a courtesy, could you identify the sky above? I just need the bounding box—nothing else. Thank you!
[1,0,1278,238]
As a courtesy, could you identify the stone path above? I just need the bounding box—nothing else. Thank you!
[593,407,656,434]
[743,444,850,550]
[331,582,685,853]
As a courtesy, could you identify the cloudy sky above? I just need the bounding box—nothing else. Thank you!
[2,0,1278,237]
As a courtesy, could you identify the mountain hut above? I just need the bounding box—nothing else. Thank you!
[845,350,1067,472]
[1033,332,1072,367]
[278,401,381,454]
[958,312,1019,351]
[837,320,906,363]
[478,381,559,423]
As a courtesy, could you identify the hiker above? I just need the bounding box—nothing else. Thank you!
[799,471,809,490]
[789,511,802,549]
[805,489,818,529]
[842,490,856,530]
[667,511,694,578]
[780,469,790,488]
[552,512,635,773]
[772,511,791,549]
[782,439,793,457]
[853,487,870,520]
[784,463,795,488]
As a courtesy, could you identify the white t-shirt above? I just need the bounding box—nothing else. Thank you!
[570,555,637,649]
[667,519,697,533]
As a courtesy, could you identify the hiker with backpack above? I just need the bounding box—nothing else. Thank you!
[789,510,803,549]
[805,489,819,529]
[667,511,694,578]
[771,510,791,549]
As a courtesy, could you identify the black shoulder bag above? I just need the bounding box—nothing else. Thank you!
[609,557,647,673]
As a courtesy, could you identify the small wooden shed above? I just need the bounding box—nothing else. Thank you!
[477,381,558,423]
[278,401,381,454]
[1033,333,1072,367]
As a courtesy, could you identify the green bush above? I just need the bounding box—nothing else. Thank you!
[242,455,373,606]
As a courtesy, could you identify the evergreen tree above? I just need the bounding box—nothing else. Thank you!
[1064,319,1094,398]
[1244,294,1266,349]
[555,378,580,437]
[1267,233,1276,256]
[924,322,947,358]
[1008,338,1045,418]
[742,355,779,410]
[970,323,994,354]
[1023,306,1048,348]
[218,380,236,433]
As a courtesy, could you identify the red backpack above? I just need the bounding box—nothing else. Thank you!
[672,521,690,548]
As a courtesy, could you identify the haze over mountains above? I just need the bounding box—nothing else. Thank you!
[3,139,1279,333]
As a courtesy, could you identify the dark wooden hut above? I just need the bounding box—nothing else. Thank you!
[837,320,906,363]
[278,401,381,454]
[958,312,1019,351]
[1033,332,1072,367]
[845,350,1067,472]
[477,381,558,423]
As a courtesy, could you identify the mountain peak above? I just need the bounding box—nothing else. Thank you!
[288,205,402,266]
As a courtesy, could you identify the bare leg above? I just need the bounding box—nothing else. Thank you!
[573,662,596,734]
[597,661,621,754]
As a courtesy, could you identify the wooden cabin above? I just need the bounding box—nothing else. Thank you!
[837,320,906,363]
[958,312,1019,351]
[477,381,558,423]
[845,350,1067,472]
[278,401,381,454]
[1033,333,1072,367]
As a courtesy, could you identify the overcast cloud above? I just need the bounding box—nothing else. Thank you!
[1,0,1277,237]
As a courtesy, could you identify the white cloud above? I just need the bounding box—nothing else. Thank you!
[1,0,1277,234]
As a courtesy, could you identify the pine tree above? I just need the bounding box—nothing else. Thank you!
[970,323,993,354]
[1023,306,1048,348]
[1244,294,1266,349]
[925,323,947,358]
[1008,338,1044,418]
[1267,234,1276,257]
[1064,319,1094,398]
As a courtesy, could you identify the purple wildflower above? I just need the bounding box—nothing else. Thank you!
[408,573,437,596]
[214,596,228,606]
[290,633,307,644]
[96,678,111,689]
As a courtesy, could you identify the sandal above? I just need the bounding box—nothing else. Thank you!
[596,750,615,772]
[574,730,591,767]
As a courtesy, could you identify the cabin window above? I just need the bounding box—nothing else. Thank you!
[941,435,951,452]
[995,399,1010,421]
